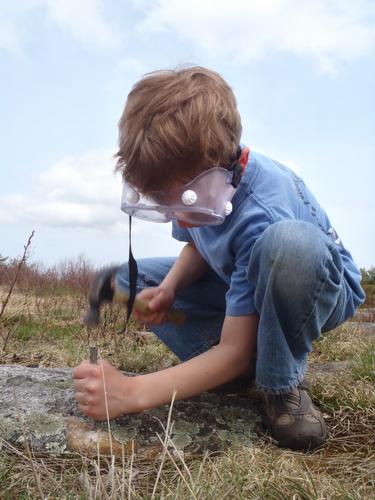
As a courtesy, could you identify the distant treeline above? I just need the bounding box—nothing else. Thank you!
[1,254,374,307]
[0,254,97,296]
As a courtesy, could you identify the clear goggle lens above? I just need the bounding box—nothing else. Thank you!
[121,167,237,225]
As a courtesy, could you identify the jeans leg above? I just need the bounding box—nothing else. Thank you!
[248,220,348,394]
[115,257,228,361]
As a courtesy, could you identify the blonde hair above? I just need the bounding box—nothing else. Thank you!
[115,66,242,193]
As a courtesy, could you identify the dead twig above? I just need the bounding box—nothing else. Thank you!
[0,231,35,349]
[0,230,35,321]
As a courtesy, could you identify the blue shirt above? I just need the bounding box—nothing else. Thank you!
[172,151,364,317]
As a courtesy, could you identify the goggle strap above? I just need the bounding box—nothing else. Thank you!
[228,161,243,188]
[119,215,138,334]
[127,215,139,322]
[227,145,243,188]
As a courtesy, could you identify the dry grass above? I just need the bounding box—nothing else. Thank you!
[310,323,373,363]
[1,430,374,498]
[0,259,374,499]
[0,281,178,372]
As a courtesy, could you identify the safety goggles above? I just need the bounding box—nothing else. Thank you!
[120,155,244,329]
[121,163,243,226]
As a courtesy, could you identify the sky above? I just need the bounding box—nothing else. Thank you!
[0,0,374,269]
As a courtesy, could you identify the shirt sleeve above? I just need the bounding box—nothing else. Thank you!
[225,216,271,316]
[172,221,194,243]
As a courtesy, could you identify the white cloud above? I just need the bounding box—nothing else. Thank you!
[0,0,120,54]
[37,152,120,205]
[137,0,375,74]
[0,150,123,229]
[0,149,185,263]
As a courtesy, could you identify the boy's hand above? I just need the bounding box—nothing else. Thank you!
[73,360,138,420]
[134,286,175,325]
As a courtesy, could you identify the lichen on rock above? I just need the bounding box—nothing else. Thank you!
[0,364,262,457]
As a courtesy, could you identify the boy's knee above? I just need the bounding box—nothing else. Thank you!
[253,220,330,265]
[248,221,341,295]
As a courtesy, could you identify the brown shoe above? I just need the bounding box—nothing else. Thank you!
[265,387,328,451]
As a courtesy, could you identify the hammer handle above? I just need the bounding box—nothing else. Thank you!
[113,289,186,327]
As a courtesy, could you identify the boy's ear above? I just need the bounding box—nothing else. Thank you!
[239,146,250,169]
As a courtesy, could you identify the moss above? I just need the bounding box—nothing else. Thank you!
[54,380,73,390]
[25,412,65,438]
[0,413,67,454]
[171,432,193,449]
[171,419,200,436]
[167,419,200,450]
[109,419,141,444]
[0,417,19,441]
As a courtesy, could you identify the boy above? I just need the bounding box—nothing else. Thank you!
[73,66,365,451]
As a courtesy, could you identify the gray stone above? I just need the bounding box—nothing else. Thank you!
[0,365,262,457]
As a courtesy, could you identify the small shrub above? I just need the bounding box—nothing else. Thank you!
[361,283,375,308]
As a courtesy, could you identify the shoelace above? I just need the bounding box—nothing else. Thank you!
[271,389,301,409]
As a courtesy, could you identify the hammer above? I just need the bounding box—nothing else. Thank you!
[83,266,186,329]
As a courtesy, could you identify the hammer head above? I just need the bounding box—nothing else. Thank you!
[83,265,119,327]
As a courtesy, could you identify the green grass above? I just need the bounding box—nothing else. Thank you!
[13,320,42,341]
[4,318,82,342]
[351,346,375,382]
[313,377,375,413]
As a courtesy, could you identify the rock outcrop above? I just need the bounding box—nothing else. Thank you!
[0,365,262,457]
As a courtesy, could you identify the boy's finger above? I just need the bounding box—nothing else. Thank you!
[78,404,92,417]
[137,287,158,301]
[148,290,167,310]
[133,307,151,320]
[147,297,160,311]
[73,362,100,379]
[73,379,86,391]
